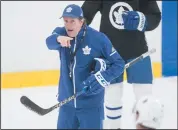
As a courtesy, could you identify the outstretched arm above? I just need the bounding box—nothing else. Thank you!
[46,27,66,50]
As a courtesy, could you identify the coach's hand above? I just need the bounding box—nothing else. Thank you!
[82,72,109,96]
[57,36,73,47]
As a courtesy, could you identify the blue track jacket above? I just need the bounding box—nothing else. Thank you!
[46,25,125,108]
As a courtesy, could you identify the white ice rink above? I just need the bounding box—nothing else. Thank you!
[1,76,177,129]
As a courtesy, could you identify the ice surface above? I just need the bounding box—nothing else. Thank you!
[1,77,177,129]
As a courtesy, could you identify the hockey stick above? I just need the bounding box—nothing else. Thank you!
[20,88,85,116]
[20,48,156,116]
[124,48,156,69]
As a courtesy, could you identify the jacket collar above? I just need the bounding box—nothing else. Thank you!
[76,25,87,40]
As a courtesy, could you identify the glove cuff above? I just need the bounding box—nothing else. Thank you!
[136,11,147,31]
[94,71,110,88]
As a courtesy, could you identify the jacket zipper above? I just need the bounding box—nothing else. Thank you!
[73,37,77,108]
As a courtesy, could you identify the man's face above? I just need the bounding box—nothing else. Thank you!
[63,17,84,37]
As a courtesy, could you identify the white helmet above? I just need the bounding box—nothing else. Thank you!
[133,95,164,129]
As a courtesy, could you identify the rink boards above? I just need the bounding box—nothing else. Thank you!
[1,1,177,89]
[1,63,162,89]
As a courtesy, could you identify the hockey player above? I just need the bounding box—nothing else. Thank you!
[133,96,164,129]
[82,0,161,128]
[46,4,125,129]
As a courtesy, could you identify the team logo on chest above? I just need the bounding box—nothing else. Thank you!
[82,46,91,55]
[109,2,133,29]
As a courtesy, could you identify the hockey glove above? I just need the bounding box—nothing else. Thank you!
[82,58,109,95]
[82,71,110,95]
[122,11,147,32]
[90,58,108,74]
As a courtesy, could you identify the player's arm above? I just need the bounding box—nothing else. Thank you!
[46,27,66,50]
[121,0,161,32]
[139,0,161,31]
[81,1,102,25]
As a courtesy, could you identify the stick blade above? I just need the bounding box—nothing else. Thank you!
[20,96,47,116]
